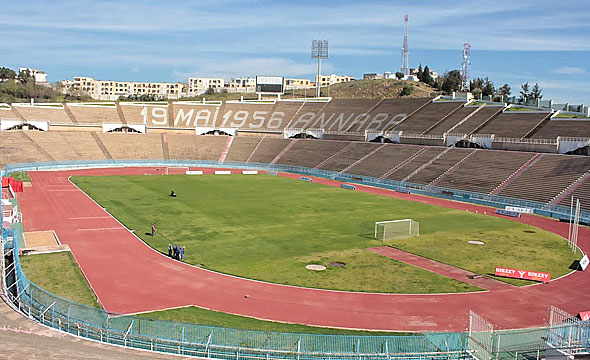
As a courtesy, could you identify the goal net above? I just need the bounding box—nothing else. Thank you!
[374,219,419,241]
[165,166,190,175]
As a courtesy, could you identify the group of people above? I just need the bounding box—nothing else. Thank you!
[168,243,185,261]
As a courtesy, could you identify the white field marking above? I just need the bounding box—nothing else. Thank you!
[76,227,126,232]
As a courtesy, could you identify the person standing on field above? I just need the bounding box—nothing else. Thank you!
[151,223,156,237]
[168,243,172,257]
[180,246,185,261]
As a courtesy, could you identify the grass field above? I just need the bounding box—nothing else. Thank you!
[19,252,100,308]
[71,174,578,290]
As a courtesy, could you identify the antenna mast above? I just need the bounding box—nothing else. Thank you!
[461,43,471,92]
[401,15,409,76]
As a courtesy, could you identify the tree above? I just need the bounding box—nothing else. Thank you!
[400,85,413,97]
[482,78,495,97]
[421,65,433,85]
[395,72,404,80]
[204,87,215,96]
[0,67,16,81]
[441,70,462,93]
[497,83,511,97]
[416,64,423,81]
[519,82,530,104]
[17,69,34,84]
[530,83,543,101]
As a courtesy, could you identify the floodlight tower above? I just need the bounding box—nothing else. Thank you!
[311,40,329,98]
[461,43,472,92]
[401,15,409,76]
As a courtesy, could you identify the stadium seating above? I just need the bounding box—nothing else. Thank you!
[23,131,107,161]
[316,142,383,172]
[67,105,120,124]
[405,148,475,185]
[10,106,72,124]
[276,139,351,168]
[531,120,590,139]
[225,137,266,162]
[559,181,590,210]
[476,112,551,138]
[344,144,425,178]
[0,132,50,166]
[96,133,164,159]
[499,155,590,203]
[243,137,292,164]
[166,134,228,161]
[424,106,479,135]
[451,106,502,134]
[385,147,447,180]
[393,101,463,134]
[435,150,536,194]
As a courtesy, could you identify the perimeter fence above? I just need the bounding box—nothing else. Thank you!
[1,159,590,359]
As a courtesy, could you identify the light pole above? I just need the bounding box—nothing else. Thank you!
[311,40,328,98]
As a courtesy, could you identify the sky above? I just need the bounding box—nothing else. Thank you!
[2,0,589,104]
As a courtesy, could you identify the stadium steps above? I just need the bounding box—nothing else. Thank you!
[531,120,590,139]
[245,136,266,162]
[385,99,432,131]
[91,132,113,159]
[429,149,479,187]
[550,170,590,205]
[341,99,385,132]
[451,106,503,135]
[270,139,299,164]
[444,105,485,134]
[161,133,170,160]
[379,146,429,179]
[558,180,590,210]
[314,141,355,168]
[421,104,466,134]
[9,106,28,122]
[218,136,234,163]
[521,112,554,139]
[62,103,79,123]
[20,131,56,161]
[469,108,510,135]
[393,102,464,134]
[340,143,387,173]
[386,147,446,181]
[115,101,128,125]
[344,144,424,178]
[402,147,453,183]
[283,101,309,128]
[489,153,543,195]
[167,100,174,127]
[276,139,350,168]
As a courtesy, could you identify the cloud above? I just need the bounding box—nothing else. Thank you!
[551,67,586,75]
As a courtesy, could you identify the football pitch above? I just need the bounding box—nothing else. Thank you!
[71,173,577,292]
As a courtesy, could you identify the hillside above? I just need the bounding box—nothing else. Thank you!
[315,79,439,99]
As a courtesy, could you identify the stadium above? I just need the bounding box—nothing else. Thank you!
[1,94,590,359]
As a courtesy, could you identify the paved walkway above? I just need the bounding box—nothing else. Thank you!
[0,296,184,360]
[368,246,515,292]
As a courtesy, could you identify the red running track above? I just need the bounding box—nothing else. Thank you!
[17,167,589,332]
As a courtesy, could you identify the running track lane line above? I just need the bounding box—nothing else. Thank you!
[16,167,590,332]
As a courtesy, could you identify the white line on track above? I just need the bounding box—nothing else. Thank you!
[76,227,126,232]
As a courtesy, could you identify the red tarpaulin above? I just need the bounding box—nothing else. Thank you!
[1,177,23,192]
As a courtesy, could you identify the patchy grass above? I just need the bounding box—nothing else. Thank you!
[19,252,101,308]
[141,306,412,335]
[8,171,30,182]
[72,174,577,290]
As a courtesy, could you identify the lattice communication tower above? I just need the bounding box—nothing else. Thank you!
[461,43,471,92]
[401,15,409,76]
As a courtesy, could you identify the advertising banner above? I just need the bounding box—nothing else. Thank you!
[495,267,550,282]
[505,206,534,214]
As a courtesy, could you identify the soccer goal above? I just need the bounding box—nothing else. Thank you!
[374,219,419,241]
[165,166,190,175]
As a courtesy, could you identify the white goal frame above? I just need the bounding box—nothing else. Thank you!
[374,219,419,241]
[165,166,190,175]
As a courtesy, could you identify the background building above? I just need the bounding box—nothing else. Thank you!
[314,74,355,88]
[19,68,49,85]
[72,77,186,100]
[188,78,225,96]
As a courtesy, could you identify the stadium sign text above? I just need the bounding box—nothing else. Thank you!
[141,106,406,131]
[494,267,550,282]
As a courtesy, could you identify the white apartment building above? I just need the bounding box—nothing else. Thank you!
[284,78,313,90]
[19,67,48,84]
[314,74,355,88]
[73,77,186,100]
[188,77,225,96]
